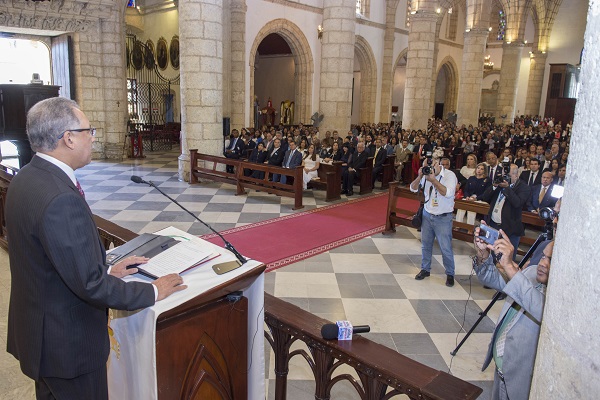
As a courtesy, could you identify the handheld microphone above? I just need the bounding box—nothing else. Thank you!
[321,322,370,340]
[130,175,247,266]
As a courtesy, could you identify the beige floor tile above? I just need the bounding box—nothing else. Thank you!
[276,272,337,286]
[394,274,471,300]
[429,332,495,382]
[342,299,427,333]
[371,238,423,255]
[138,221,194,234]
[330,254,391,274]
[164,202,207,212]
[110,210,162,222]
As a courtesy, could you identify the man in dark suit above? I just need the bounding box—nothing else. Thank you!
[479,164,531,260]
[412,135,432,165]
[5,98,186,399]
[371,137,387,188]
[527,172,558,212]
[266,138,284,167]
[224,128,246,172]
[247,142,268,178]
[342,142,368,196]
[519,158,542,187]
[277,140,303,184]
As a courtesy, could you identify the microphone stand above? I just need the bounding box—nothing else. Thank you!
[450,219,554,356]
[131,176,247,266]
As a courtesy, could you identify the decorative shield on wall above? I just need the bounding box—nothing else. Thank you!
[156,37,168,70]
[169,35,179,70]
[132,40,144,71]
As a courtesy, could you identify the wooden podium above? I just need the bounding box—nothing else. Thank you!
[155,266,264,399]
[103,224,266,400]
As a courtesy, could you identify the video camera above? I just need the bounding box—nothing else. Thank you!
[493,157,511,184]
[422,152,434,175]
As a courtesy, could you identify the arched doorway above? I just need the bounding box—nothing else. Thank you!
[392,48,408,124]
[434,57,459,119]
[352,35,377,124]
[249,19,314,127]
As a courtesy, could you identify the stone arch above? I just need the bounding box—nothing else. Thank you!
[393,48,409,80]
[436,56,459,118]
[354,35,377,123]
[249,19,314,126]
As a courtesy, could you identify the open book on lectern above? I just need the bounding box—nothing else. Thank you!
[106,233,218,279]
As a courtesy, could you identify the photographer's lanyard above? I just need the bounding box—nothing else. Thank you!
[424,175,443,208]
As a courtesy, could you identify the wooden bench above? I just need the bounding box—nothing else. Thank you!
[381,154,396,190]
[359,156,374,195]
[190,150,305,210]
[307,161,342,202]
[264,293,482,400]
[383,183,546,254]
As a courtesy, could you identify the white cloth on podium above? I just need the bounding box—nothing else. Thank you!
[107,227,265,400]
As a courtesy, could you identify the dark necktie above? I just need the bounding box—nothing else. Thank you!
[76,180,85,199]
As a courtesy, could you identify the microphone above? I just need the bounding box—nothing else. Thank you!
[321,322,370,340]
[130,175,247,266]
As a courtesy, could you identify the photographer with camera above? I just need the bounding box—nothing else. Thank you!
[410,156,458,287]
[479,163,531,260]
[473,225,553,400]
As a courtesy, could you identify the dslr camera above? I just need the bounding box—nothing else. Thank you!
[494,157,511,184]
[422,152,434,175]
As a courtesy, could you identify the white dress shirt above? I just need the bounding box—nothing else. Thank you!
[411,167,457,215]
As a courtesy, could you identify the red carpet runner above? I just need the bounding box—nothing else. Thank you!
[201,193,420,272]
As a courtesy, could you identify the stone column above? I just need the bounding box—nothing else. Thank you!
[456,29,488,126]
[496,41,524,123]
[530,2,600,397]
[74,11,128,160]
[318,0,356,134]
[524,50,547,116]
[378,1,399,123]
[178,0,224,181]
[402,10,438,130]
[230,0,247,129]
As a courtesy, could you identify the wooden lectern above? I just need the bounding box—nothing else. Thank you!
[155,266,264,399]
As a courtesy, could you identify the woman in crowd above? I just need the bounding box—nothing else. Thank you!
[298,137,309,156]
[546,158,560,175]
[322,141,342,164]
[459,153,477,179]
[518,156,531,176]
[456,162,491,225]
[302,144,320,190]
[560,151,569,165]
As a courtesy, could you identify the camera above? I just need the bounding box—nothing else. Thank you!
[422,152,434,175]
[539,207,558,222]
[494,157,511,184]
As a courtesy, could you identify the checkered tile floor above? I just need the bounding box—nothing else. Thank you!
[0,150,498,399]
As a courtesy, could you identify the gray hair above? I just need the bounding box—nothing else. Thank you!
[27,97,81,152]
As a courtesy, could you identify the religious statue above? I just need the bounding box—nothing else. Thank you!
[260,96,277,127]
[280,100,294,125]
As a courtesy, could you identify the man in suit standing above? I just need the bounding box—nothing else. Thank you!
[371,137,387,188]
[277,139,302,184]
[342,142,368,196]
[480,164,531,260]
[224,128,246,173]
[519,158,542,187]
[473,229,552,400]
[395,139,412,182]
[527,171,558,212]
[486,152,501,182]
[5,98,186,399]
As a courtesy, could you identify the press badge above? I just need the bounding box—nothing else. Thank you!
[432,197,439,207]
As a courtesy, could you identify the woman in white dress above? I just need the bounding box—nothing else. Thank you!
[302,144,320,190]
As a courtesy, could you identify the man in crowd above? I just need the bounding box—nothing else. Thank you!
[395,139,412,183]
[520,158,542,187]
[6,97,186,399]
[527,171,558,212]
[410,157,458,287]
[480,164,531,259]
[342,142,368,196]
[265,137,284,168]
[276,139,302,184]
[224,128,245,173]
[473,225,552,400]
[371,137,387,189]
[486,151,501,181]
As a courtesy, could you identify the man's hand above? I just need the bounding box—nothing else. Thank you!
[497,180,509,188]
[488,230,519,279]
[110,256,149,279]
[152,274,187,301]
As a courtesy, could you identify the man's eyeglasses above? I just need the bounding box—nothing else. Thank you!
[58,127,96,139]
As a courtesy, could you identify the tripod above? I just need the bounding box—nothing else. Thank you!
[450,219,554,356]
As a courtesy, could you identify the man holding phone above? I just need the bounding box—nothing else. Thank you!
[479,164,530,260]
[473,226,552,400]
[410,157,458,287]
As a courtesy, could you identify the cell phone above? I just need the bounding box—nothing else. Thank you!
[478,225,500,245]
[212,260,242,275]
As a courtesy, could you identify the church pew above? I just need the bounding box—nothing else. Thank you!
[307,161,342,202]
[358,156,374,195]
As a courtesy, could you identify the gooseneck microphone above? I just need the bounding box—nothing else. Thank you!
[321,323,371,340]
[130,175,247,265]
